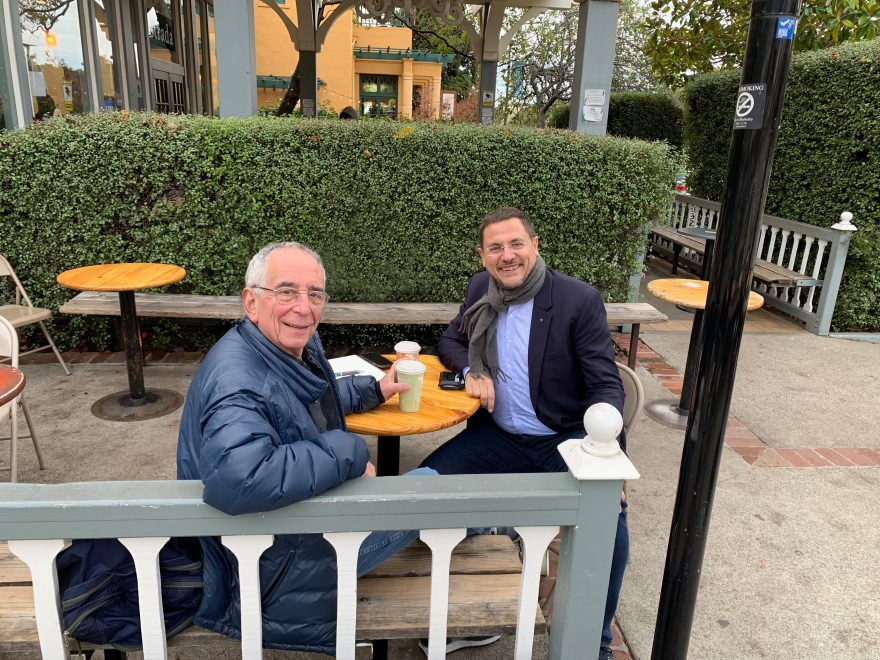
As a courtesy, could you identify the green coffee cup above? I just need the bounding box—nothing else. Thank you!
[396,359,426,413]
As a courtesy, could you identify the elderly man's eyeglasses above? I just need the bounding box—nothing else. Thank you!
[483,240,529,256]
[254,286,329,306]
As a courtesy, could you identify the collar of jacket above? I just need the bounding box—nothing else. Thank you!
[237,317,332,406]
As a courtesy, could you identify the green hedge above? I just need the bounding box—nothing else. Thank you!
[547,92,684,148]
[682,37,880,332]
[0,113,677,350]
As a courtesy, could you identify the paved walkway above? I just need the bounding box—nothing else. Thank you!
[9,267,880,658]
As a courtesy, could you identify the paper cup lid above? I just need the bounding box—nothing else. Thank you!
[396,359,426,375]
[394,341,421,353]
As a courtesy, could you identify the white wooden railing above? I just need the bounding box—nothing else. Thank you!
[0,440,637,660]
[662,193,856,335]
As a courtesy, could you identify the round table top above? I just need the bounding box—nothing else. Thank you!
[346,355,480,436]
[0,365,25,406]
[647,278,764,311]
[57,263,186,292]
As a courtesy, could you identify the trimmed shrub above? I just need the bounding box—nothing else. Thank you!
[547,92,684,148]
[0,113,678,350]
[683,37,880,331]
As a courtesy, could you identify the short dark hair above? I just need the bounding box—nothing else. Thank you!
[478,207,536,246]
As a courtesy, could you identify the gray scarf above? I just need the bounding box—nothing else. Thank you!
[460,255,547,380]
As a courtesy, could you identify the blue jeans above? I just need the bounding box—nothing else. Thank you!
[355,467,494,577]
[419,411,628,652]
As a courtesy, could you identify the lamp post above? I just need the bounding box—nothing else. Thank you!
[650,1,802,657]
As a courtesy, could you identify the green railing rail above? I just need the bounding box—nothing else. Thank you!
[1,462,632,660]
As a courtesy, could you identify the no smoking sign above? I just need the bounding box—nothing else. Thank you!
[733,83,766,130]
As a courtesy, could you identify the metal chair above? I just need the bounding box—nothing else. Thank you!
[0,315,45,482]
[617,361,644,435]
[0,254,70,375]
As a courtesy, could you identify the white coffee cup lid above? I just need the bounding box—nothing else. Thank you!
[395,341,421,353]
[396,359,426,375]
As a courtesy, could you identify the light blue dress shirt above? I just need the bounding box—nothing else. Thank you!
[491,300,556,436]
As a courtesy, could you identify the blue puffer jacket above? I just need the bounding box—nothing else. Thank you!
[177,318,380,654]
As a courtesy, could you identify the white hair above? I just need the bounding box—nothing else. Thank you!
[245,241,326,291]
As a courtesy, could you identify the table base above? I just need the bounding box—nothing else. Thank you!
[91,389,184,422]
[377,435,400,477]
[645,398,689,430]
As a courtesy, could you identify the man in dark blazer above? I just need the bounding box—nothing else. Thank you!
[421,207,628,660]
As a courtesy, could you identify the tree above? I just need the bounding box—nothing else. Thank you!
[613,0,660,91]
[645,0,880,87]
[499,8,578,127]
[498,0,659,126]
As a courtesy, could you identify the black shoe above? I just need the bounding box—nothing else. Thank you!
[418,635,502,655]
[598,647,614,660]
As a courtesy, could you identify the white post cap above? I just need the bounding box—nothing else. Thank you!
[832,211,857,232]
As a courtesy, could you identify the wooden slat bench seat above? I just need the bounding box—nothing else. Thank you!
[59,292,667,368]
[650,226,813,286]
[0,535,545,656]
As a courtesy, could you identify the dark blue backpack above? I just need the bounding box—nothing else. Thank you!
[55,538,203,652]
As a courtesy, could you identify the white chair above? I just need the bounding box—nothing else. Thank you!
[0,316,45,482]
[0,254,70,375]
[617,361,644,435]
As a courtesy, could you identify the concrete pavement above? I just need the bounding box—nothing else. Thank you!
[6,279,880,658]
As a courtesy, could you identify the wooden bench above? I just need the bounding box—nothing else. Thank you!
[648,193,856,335]
[0,535,544,657]
[60,293,667,369]
[650,226,816,287]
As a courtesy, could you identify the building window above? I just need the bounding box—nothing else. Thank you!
[19,0,89,119]
[359,74,396,118]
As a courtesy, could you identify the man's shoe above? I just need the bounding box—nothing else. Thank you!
[418,635,502,655]
[598,647,614,660]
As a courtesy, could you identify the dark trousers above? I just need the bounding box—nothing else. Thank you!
[420,410,628,652]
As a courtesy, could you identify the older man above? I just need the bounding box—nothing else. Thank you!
[177,241,420,653]
[420,208,628,660]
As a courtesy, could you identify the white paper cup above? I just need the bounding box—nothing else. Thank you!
[394,340,421,361]
[396,359,426,413]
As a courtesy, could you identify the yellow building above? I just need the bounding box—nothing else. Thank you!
[253,4,451,119]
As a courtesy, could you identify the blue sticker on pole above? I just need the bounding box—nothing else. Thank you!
[776,17,797,40]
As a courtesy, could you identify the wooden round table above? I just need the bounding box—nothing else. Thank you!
[345,355,480,476]
[646,278,764,429]
[0,365,25,407]
[57,263,186,422]
[647,278,764,312]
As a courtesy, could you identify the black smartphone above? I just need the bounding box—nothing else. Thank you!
[361,352,393,369]
[439,371,465,390]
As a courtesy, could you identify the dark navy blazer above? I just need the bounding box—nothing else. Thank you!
[438,268,626,446]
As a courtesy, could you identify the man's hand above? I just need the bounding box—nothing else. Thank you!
[362,461,377,478]
[378,361,410,401]
[465,372,495,412]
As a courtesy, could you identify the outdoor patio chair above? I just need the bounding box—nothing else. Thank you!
[617,361,644,435]
[0,254,70,375]
[0,316,45,483]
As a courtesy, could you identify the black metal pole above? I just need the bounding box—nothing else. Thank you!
[651,2,801,657]
[118,291,146,402]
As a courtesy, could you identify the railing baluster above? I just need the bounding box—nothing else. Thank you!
[324,531,371,659]
[756,224,769,260]
[119,537,171,660]
[8,539,71,660]
[420,528,467,660]
[804,239,828,313]
[222,534,274,660]
[513,526,559,660]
